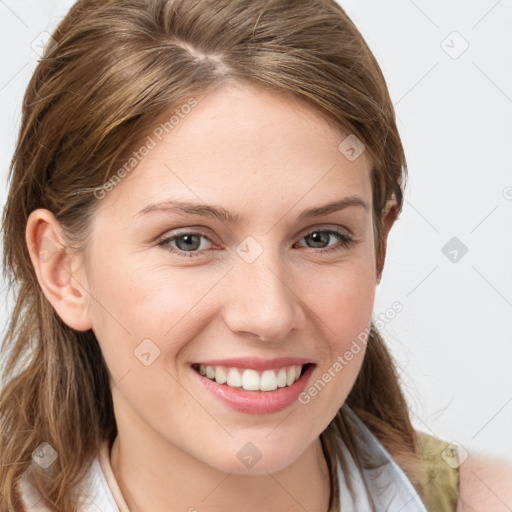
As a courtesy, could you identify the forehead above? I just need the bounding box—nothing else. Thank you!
[94,81,373,221]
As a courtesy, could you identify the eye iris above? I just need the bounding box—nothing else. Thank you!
[306,231,330,248]
[175,234,201,251]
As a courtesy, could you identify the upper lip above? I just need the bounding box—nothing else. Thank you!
[192,357,313,371]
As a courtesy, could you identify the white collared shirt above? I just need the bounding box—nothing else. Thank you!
[336,404,427,511]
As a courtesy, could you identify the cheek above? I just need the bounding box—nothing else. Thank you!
[296,260,375,418]
[300,231,377,329]
[86,255,224,378]
[327,264,375,373]
[302,258,376,340]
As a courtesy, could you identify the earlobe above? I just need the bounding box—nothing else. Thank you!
[25,208,93,331]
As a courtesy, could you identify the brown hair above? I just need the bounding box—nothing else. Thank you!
[1,0,426,510]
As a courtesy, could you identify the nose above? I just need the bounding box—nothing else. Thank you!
[221,252,303,342]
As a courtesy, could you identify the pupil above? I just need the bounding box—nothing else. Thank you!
[307,231,328,248]
[177,234,200,251]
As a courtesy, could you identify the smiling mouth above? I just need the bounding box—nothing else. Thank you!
[191,363,315,392]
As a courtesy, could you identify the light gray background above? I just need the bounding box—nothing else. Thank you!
[1,0,511,464]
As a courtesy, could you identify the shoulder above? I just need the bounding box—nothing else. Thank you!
[456,454,512,512]
[414,431,460,511]
[413,430,512,511]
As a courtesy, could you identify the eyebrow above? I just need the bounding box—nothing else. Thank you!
[135,195,369,223]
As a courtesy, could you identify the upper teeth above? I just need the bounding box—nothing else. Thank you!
[198,364,303,391]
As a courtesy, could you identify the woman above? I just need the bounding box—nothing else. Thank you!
[1,1,510,511]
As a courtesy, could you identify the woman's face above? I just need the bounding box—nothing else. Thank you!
[78,81,379,474]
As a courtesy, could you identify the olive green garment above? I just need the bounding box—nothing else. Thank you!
[416,431,460,511]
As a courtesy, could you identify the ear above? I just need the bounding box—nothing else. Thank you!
[25,208,93,331]
[376,197,399,284]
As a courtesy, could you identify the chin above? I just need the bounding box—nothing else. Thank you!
[200,440,306,476]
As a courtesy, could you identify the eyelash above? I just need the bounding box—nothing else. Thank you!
[156,228,355,259]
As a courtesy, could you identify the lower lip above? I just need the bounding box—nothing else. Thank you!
[192,364,316,415]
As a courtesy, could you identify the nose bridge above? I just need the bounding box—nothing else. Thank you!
[222,240,300,341]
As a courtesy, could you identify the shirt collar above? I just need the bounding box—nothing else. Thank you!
[336,403,427,511]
